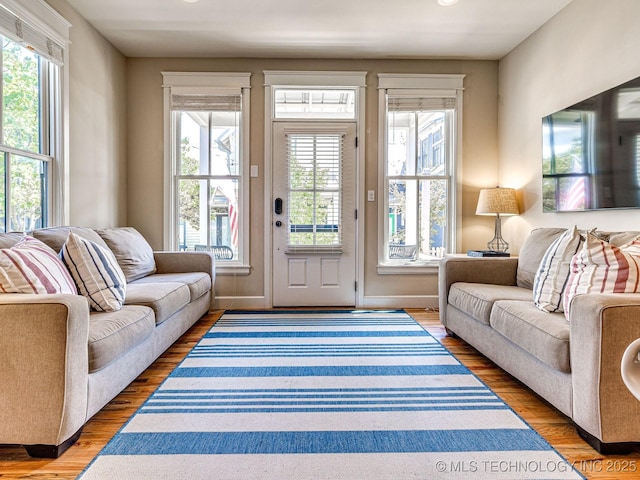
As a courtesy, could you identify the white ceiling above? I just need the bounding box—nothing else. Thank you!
[63,0,573,59]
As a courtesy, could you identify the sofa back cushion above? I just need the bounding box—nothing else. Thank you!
[32,226,109,253]
[0,232,26,249]
[95,227,156,282]
[516,228,567,289]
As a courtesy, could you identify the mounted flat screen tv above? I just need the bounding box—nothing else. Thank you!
[542,75,640,212]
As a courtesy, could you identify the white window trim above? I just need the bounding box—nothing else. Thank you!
[162,72,251,275]
[0,0,70,226]
[377,74,464,274]
[263,71,367,307]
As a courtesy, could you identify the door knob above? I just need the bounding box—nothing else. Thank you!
[275,220,282,227]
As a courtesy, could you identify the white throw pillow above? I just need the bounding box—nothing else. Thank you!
[0,235,77,294]
[61,232,126,312]
[563,232,640,319]
[533,225,583,313]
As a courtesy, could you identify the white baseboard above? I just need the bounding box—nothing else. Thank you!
[360,295,438,309]
[213,296,267,310]
[212,295,439,310]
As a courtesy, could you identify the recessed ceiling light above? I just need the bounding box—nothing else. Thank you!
[437,0,459,5]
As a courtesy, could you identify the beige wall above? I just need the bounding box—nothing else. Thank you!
[498,0,640,253]
[45,0,128,228]
[127,58,498,305]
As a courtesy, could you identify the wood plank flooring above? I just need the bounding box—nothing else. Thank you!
[0,308,639,479]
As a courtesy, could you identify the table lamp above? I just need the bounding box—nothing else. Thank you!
[475,187,519,252]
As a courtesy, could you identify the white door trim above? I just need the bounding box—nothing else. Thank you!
[263,71,367,308]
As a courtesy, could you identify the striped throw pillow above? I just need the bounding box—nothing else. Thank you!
[0,235,77,294]
[61,232,126,312]
[563,232,640,319]
[533,226,583,313]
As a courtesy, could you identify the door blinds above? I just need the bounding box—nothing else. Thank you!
[286,133,343,248]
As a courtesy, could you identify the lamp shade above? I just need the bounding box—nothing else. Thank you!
[476,188,519,216]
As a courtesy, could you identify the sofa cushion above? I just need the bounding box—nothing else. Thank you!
[61,232,127,312]
[533,225,583,313]
[132,272,211,302]
[32,226,109,253]
[0,232,25,248]
[124,281,190,325]
[95,227,156,282]
[516,228,566,289]
[563,232,640,318]
[448,282,532,325]
[490,300,570,373]
[88,305,155,372]
[0,236,77,295]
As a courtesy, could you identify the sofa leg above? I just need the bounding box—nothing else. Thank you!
[445,328,458,338]
[24,428,83,458]
[575,425,638,454]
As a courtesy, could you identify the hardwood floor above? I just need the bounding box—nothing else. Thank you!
[0,308,638,479]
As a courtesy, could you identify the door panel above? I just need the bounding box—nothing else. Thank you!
[272,122,357,306]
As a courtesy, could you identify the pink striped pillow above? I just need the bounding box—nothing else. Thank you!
[0,235,77,295]
[563,232,640,319]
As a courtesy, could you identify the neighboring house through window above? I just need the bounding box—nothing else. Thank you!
[0,1,69,231]
[162,72,250,273]
[377,74,463,271]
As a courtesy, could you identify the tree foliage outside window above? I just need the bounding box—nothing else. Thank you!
[179,137,200,231]
[1,37,47,232]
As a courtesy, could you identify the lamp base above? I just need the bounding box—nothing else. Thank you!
[487,215,509,252]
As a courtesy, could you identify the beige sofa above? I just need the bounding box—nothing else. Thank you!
[439,227,640,453]
[0,227,215,457]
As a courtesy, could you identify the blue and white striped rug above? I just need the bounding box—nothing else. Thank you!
[79,310,583,479]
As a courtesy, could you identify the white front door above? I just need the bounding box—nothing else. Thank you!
[272,122,357,306]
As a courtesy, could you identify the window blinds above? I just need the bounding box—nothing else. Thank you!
[171,94,242,112]
[387,96,456,112]
[0,4,64,65]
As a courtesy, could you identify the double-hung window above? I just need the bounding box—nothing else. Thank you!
[0,1,68,231]
[163,72,250,272]
[378,74,463,269]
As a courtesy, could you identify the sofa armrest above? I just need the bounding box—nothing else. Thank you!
[154,251,215,285]
[570,293,640,444]
[0,294,90,447]
[438,256,519,325]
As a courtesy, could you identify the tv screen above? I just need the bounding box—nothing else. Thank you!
[542,75,640,212]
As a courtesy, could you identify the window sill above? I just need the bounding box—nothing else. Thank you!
[377,260,440,275]
[215,264,251,276]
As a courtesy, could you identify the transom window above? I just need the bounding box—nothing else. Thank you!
[274,88,355,119]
